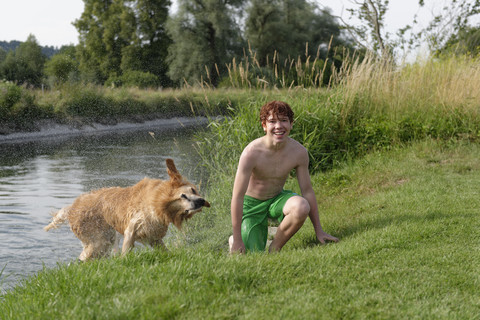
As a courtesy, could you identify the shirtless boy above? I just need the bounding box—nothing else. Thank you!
[229,100,339,253]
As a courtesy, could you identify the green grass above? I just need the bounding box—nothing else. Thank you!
[2,139,479,319]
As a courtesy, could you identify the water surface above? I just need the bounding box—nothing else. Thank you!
[0,123,205,293]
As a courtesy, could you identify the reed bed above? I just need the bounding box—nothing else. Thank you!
[196,53,480,177]
[222,41,338,89]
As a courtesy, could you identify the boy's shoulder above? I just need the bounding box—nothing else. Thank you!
[241,138,264,157]
[244,136,306,150]
[287,137,308,152]
[244,137,265,150]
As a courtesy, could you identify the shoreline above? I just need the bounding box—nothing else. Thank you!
[0,116,209,145]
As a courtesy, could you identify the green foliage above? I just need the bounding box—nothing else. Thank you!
[166,0,246,86]
[0,81,22,118]
[65,87,116,118]
[44,85,245,122]
[195,100,264,176]
[0,40,22,54]
[0,35,46,87]
[437,26,480,57]
[130,0,172,86]
[244,0,286,65]
[345,0,391,58]
[74,0,172,85]
[404,0,480,55]
[74,0,131,83]
[0,81,54,128]
[245,0,346,66]
[9,91,53,128]
[44,52,79,85]
[105,70,159,89]
[0,47,6,65]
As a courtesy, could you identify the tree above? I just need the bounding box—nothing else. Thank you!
[245,0,345,65]
[0,47,6,66]
[245,0,290,65]
[128,0,173,87]
[436,26,480,56]
[0,35,46,87]
[74,0,134,83]
[331,0,480,61]
[333,0,392,61]
[413,0,480,53]
[73,0,172,85]
[45,46,80,84]
[166,0,246,86]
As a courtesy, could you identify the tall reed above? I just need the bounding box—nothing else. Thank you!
[222,42,337,89]
[332,52,480,117]
[196,53,480,178]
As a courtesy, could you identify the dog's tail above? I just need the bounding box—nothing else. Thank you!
[44,206,71,231]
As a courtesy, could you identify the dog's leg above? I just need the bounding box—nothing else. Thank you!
[79,245,93,262]
[112,232,121,255]
[121,220,138,255]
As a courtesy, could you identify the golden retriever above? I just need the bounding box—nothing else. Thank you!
[44,158,210,261]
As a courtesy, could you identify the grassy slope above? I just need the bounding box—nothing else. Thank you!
[1,139,479,319]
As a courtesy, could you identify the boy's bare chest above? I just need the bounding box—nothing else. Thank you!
[253,151,296,179]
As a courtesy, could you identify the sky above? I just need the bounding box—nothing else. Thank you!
[0,0,84,47]
[0,0,472,49]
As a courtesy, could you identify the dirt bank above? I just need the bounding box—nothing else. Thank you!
[0,117,209,145]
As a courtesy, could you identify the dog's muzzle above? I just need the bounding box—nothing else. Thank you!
[194,198,210,208]
[184,198,211,214]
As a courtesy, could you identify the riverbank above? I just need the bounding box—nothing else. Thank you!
[0,84,260,141]
[0,116,209,145]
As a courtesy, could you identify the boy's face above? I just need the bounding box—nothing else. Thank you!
[262,112,293,143]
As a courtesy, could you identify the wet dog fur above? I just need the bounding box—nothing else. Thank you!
[44,158,210,261]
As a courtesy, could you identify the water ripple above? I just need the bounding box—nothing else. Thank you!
[0,127,202,293]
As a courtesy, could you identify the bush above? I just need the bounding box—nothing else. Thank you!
[10,92,54,129]
[105,71,160,89]
[44,53,79,84]
[0,81,55,129]
[122,70,159,89]
[65,87,115,118]
[0,81,23,119]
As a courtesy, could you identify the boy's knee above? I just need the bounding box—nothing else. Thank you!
[297,198,310,220]
[285,196,310,220]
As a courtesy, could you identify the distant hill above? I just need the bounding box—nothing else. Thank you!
[0,40,22,52]
[0,40,61,58]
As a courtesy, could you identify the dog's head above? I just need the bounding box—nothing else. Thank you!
[164,158,210,229]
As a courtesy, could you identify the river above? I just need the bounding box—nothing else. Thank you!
[0,117,207,293]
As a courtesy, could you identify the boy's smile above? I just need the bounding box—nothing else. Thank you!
[262,113,293,144]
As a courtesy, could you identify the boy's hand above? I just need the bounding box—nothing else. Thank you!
[316,230,339,244]
[229,236,246,254]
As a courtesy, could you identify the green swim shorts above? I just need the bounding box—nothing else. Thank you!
[241,190,298,252]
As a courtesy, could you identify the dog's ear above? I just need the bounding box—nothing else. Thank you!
[166,158,181,181]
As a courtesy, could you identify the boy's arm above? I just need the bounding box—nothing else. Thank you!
[296,150,339,244]
[230,150,254,253]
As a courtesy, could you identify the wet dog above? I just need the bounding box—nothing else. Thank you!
[44,158,210,261]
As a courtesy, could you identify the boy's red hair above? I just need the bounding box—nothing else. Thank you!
[260,101,294,124]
